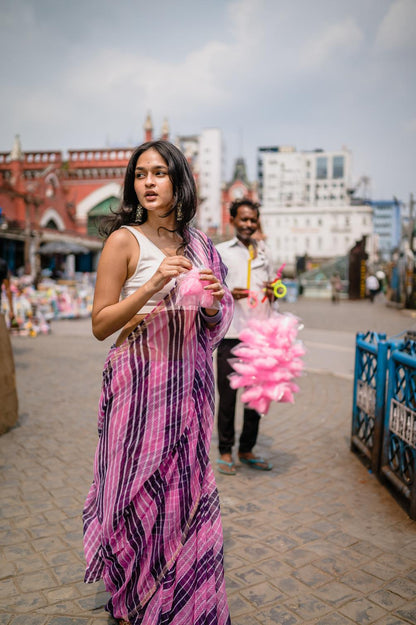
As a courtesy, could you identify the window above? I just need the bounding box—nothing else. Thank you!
[45,219,58,230]
[333,156,344,179]
[316,157,328,179]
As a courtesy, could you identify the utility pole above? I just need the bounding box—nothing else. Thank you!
[406,193,416,308]
[409,192,415,251]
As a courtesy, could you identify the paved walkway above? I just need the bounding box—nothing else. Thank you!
[1,299,416,624]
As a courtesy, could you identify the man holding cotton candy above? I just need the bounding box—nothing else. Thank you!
[215,199,275,476]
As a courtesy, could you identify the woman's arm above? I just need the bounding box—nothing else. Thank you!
[92,230,192,341]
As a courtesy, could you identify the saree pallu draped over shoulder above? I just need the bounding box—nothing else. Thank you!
[83,229,233,625]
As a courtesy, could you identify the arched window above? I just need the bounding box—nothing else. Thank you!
[45,219,59,230]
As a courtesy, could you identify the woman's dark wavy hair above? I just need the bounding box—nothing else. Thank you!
[100,140,197,245]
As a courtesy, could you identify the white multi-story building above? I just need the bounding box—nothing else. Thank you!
[260,203,374,268]
[257,145,374,269]
[176,128,223,234]
[258,145,351,207]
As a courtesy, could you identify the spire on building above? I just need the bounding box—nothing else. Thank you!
[11,134,23,161]
[144,112,153,142]
[232,157,249,185]
[161,118,169,141]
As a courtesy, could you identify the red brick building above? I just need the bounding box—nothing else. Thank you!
[0,116,258,276]
[220,157,258,239]
[0,114,169,276]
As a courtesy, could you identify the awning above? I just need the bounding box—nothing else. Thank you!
[39,241,90,255]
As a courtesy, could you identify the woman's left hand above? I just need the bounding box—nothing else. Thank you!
[199,268,225,303]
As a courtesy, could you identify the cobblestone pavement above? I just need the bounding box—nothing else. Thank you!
[1,299,416,625]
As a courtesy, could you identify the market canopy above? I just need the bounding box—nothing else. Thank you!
[39,241,90,255]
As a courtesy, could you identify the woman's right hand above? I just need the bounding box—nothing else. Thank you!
[147,255,192,292]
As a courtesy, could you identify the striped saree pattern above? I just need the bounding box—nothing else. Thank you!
[83,229,233,624]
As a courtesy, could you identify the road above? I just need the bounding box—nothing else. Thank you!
[3,296,416,624]
[278,295,415,379]
[48,295,416,380]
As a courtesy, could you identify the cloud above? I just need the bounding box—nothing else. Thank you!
[299,17,364,70]
[63,40,234,120]
[227,0,265,42]
[0,0,415,199]
[375,0,416,50]
[9,0,262,137]
[404,118,416,134]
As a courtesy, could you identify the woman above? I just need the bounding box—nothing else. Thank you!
[83,140,233,625]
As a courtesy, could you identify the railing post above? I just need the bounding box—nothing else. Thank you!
[380,339,416,520]
[350,332,363,453]
[351,332,388,473]
[372,340,389,475]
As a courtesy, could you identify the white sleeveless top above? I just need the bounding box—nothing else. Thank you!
[120,225,176,314]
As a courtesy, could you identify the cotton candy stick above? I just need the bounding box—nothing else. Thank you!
[246,244,255,290]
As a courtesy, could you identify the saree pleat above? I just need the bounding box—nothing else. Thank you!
[83,229,233,624]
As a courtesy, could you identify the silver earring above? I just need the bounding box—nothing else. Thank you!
[176,202,183,222]
[135,203,144,224]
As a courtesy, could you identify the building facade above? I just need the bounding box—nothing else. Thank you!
[220,157,258,240]
[256,145,376,270]
[176,128,223,236]
[260,202,374,270]
[0,136,101,276]
[0,116,171,276]
[258,145,351,207]
[370,200,402,262]
[2,126,387,280]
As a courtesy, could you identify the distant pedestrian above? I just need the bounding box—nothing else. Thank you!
[0,257,15,323]
[330,272,342,304]
[366,273,380,302]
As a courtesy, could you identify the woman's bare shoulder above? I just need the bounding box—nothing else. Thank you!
[104,227,138,249]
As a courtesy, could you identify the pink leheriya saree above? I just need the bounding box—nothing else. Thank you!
[83,228,233,625]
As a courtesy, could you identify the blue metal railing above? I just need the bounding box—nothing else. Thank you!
[380,338,416,519]
[352,331,416,519]
[351,332,389,474]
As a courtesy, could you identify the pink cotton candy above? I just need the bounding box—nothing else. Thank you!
[177,268,214,308]
[228,312,305,415]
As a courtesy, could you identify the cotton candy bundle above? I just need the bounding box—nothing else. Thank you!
[228,313,305,415]
[176,268,214,308]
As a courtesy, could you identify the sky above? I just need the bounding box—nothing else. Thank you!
[0,0,415,202]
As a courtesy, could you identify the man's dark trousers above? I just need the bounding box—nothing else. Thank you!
[216,338,261,455]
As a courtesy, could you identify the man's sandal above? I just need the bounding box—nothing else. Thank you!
[216,459,236,476]
[239,456,272,471]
